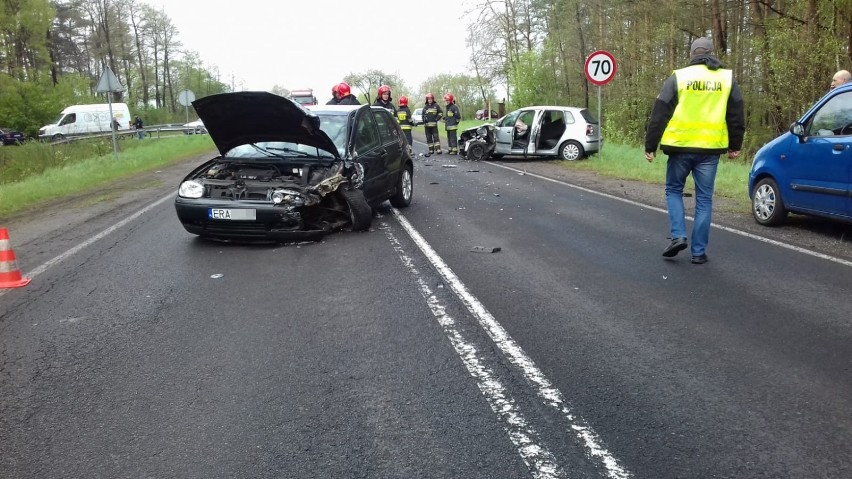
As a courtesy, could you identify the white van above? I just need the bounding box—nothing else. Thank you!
[39,103,131,140]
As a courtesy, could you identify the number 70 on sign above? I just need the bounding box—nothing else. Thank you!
[584,50,617,86]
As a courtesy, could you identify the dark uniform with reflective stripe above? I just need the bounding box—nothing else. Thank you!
[396,105,414,147]
[338,94,360,105]
[423,101,443,155]
[373,98,397,116]
[444,103,461,154]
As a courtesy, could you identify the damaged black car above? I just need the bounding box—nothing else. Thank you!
[174,91,414,241]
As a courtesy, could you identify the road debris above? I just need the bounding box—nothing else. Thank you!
[470,246,502,253]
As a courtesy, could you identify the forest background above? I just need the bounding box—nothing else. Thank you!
[2,0,851,158]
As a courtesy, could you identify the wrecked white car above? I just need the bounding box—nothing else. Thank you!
[174,91,414,241]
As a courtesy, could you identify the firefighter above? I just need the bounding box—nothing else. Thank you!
[326,84,340,105]
[396,95,414,147]
[423,92,443,156]
[337,82,360,105]
[443,93,461,154]
[373,84,396,116]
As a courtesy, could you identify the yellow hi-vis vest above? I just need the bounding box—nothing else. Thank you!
[660,65,732,150]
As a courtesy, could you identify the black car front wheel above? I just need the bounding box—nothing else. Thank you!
[390,165,413,208]
[752,177,788,226]
[339,187,373,231]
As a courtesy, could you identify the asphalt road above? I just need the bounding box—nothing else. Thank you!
[0,141,850,478]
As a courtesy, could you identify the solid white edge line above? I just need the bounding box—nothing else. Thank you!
[485,161,852,268]
[389,209,632,479]
[0,192,175,298]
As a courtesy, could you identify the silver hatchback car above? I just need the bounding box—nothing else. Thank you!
[491,106,601,160]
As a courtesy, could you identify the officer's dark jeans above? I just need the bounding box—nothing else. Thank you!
[403,129,413,148]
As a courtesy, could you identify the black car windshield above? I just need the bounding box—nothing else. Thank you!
[226,142,337,160]
[314,113,348,155]
[222,111,348,160]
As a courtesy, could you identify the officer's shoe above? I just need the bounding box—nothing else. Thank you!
[691,254,708,265]
[436,150,443,155]
[662,237,688,257]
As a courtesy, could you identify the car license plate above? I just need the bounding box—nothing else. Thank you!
[208,208,256,220]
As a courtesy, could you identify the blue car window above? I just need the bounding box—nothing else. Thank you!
[808,91,852,136]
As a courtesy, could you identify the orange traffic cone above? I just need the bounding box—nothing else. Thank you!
[0,228,31,288]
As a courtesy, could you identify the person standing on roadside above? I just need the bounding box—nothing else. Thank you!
[644,36,745,265]
[396,95,414,148]
[326,84,341,105]
[373,85,397,116]
[422,93,443,156]
[336,82,360,105]
[133,115,144,139]
[443,93,461,155]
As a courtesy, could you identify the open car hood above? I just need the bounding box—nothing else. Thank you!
[192,91,339,157]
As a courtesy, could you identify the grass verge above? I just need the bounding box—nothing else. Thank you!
[0,135,215,218]
[561,143,753,213]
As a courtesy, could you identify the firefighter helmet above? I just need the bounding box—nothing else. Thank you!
[443,93,454,103]
[399,96,408,106]
[337,82,351,97]
[425,92,435,102]
[331,84,340,95]
[378,85,391,96]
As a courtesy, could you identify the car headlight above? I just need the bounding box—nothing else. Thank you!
[271,189,305,206]
[178,180,204,198]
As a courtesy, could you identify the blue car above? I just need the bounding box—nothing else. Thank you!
[748,82,852,226]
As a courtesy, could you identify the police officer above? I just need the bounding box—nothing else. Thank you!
[337,82,360,105]
[422,93,443,156]
[443,93,461,154]
[373,85,396,116]
[396,96,414,147]
[644,36,745,264]
[326,84,340,105]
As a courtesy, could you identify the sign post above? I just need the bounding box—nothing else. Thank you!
[95,66,126,160]
[584,50,617,153]
[178,90,196,123]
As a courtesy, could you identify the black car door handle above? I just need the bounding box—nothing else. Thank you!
[834,144,845,151]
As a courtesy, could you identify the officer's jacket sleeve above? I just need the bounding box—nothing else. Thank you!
[644,75,678,153]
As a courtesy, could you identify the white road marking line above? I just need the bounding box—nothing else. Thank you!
[487,162,852,268]
[388,210,632,479]
[0,193,174,298]
[382,224,564,479]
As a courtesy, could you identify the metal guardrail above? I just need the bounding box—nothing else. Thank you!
[41,124,205,144]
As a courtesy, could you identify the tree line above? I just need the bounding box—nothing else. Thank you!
[467,0,852,156]
[4,0,850,157]
[0,0,231,135]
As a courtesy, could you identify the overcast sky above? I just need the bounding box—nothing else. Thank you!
[145,0,475,101]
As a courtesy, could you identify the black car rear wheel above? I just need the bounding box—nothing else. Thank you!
[390,165,413,208]
[339,187,372,231]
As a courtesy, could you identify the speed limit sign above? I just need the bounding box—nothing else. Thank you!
[584,50,617,86]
